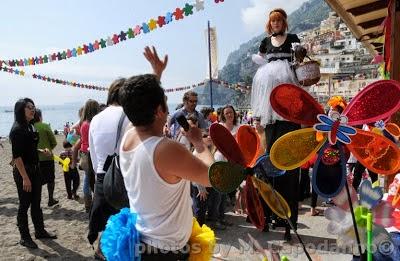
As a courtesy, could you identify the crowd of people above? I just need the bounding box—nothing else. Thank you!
[7,7,398,261]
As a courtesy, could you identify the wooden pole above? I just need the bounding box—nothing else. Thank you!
[390,0,400,81]
[387,0,400,191]
[207,21,214,109]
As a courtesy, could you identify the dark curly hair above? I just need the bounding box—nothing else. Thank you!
[119,74,167,126]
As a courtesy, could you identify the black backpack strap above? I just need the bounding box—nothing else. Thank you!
[103,111,126,172]
[114,112,126,151]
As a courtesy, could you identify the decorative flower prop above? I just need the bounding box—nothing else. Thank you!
[269,80,400,198]
[327,95,347,111]
[188,218,216,261]
[101,208,140,261]
[208,123,313,260]
[101,210,216,261]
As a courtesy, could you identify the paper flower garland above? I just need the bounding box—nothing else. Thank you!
[0,62,250,94]
[0,0,217,67]
[0,64,107,91]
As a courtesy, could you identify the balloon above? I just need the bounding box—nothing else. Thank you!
[53,155,70,172]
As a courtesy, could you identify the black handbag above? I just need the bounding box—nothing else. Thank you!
[103,112,129,210]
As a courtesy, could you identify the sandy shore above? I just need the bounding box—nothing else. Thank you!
[0,135,353,260]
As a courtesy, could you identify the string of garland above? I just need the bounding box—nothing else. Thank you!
[1,61,249,94]
[211,79,250,94]
[0,0,225,68]
[0,64,107,91]
[165,79,250,94]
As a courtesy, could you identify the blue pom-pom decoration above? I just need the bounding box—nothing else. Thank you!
[100,208,140,261]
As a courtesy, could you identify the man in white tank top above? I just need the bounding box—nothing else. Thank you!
[118,46,214,260]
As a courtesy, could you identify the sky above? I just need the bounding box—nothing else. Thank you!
[0,0,307,107]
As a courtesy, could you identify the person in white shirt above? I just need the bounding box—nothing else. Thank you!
[119,46,213,260]
[87,78,130,260]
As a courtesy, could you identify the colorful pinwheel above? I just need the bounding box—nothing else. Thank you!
[371,120,400,142]
[269,80,400,198]
[326,180,400,260]
[208,123,313,260]
[208,124,290,229]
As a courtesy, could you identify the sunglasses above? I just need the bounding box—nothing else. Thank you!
[26,105,36,110]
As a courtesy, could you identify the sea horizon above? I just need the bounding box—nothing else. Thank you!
[0,102,223,137]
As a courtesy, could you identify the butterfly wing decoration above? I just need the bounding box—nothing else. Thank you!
[343,80,400,126]
[269,84,326,170]
[311,143,347,198]
[342,80,400,174]
[209,123,246,166]
[208,161,245,193]
[270,81,400,199]
[270,128,325,170]
[244,176,265,230]
[270,83,325,125]
[236,125,260,167]
[252,176,291,219]
[384,122,400,140]
[253,154,286,179]
[358,180,383,210]
[346,129,400,175]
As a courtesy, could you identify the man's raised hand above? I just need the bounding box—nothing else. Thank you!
[143,46,168,81]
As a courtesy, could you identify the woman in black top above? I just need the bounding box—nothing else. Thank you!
[251,8,301,241]
[9,98,56,249]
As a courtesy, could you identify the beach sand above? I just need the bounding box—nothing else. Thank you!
[0,135,352,260]
[0,135,93,260]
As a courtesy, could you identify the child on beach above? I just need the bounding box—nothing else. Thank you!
[59,140,80,200]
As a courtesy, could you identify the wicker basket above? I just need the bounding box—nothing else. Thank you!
[295,60,321,86]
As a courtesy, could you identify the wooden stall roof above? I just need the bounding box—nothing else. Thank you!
[325,0,388,55]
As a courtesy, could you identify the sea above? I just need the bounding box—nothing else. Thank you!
[0,103,220,137]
